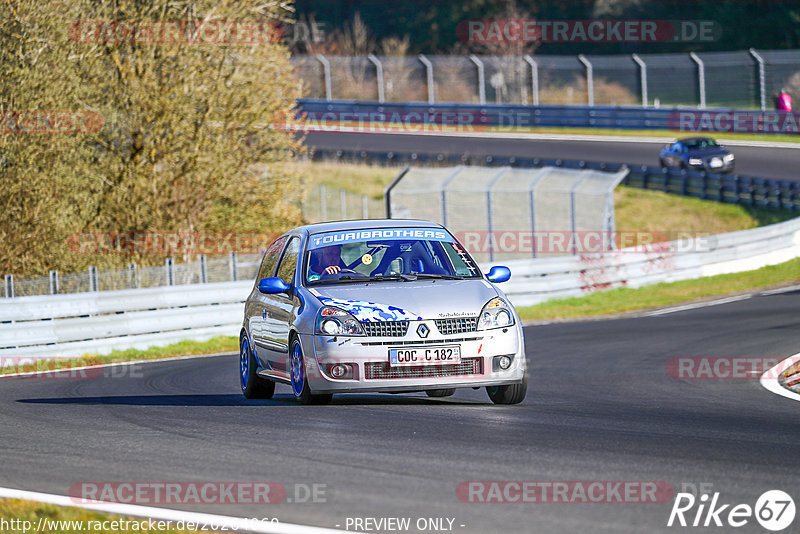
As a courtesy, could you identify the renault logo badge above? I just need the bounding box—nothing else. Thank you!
[417,324,430,338]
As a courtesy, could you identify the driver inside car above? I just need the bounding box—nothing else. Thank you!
[309,244,346,275]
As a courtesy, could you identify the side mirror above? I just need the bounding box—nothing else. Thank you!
[258,277,290,294]
[486,266,511,283]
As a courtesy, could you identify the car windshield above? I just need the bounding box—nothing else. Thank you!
[304,227,481,284]
[682,138,718,150]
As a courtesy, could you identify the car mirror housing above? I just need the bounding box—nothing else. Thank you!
[486,266,511,283]
[258,277,291,294]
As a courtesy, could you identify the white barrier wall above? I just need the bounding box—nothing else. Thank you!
[1,217,799,360]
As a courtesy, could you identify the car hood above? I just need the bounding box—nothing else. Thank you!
[307,279,499,322]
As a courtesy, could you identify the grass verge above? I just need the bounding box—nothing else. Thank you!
[0,498,209,533]
[0,336,237,377]
[517,257,800,321]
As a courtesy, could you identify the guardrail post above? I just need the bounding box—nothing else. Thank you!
[632,54,648,107]
[319,184,327,221]
[128,262,138,289]
[578,54,594,106]
[4,274,13,298]
[418,54,435,104]
[689,52,706,108]
[362,195,369,219]
[749,48,767,111]
[199,255,208,283]
[89,266,98,292]
[49,270,59,295]
[315,54,332,101]
[469,55,486,105]
[229,252,238,282]
[367,54,385,103]
[165,257,174,286]
[523,55,539,106]
[340,189,347,219]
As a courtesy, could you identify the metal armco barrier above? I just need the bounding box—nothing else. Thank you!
[309,149,800,212]
[2,216,799,359]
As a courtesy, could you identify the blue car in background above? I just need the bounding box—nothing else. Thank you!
[659,137,735,173]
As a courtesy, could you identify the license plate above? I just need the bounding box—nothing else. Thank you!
[388,345,461,367]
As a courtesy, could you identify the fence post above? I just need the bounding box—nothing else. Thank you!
[749,48,766,111]
[165,258,174,286]
[319,184,327,221]
[523,55,539,106]
[362,195,369,219]
[578,54,594,106]
[229,251,238,282]
[367,54,385,103]
[315,54,332,101]
[418,54,435,104]
[340,189,347,219]
[440,166,464,227]
[128,263,138,289]
[4,274,13,298]
[49,270,59,295]
[486,168,509,262]
[689,52,706,108]
[469,55,486,105]
[199,255,208,283]
[569,177,588,255]
[632,54,648,107]
[89,266,98,292]
[384,166,410,218]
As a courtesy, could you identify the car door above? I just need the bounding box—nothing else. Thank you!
[261,236,302,377]
[248,236,286,369]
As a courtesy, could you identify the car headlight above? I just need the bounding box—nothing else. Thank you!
[723,153,734,163]
[477,297,515,330]
[316,307,365,336]
[689,158,703,166]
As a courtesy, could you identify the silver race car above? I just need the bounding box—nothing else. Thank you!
[239,219,527,404]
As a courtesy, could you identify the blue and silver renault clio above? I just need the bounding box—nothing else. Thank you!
[239,219,527,404]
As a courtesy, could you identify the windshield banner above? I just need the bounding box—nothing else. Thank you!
[308,228,451,249]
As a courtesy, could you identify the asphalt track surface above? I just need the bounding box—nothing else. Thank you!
[2,290,799,533]
[304,131,800,182]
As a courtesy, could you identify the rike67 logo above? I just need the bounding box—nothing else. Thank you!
[668,490,795,531]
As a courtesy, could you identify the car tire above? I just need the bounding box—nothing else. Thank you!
[425,388,456,398]
[290,337,332,405]
[486,373,527,405]
[659,158,668,168]
[240,334,275,399]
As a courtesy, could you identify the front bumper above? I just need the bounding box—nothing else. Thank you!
[300,320,526,394]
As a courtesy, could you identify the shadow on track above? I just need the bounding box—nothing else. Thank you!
[17,393,486,407]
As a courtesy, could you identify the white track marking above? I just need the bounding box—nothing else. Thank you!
[0,352,233,379]
[0,487,345,534]
[760,353,800,403]
[644,294,753,317]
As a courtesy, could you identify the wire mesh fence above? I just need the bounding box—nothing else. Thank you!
[302,184,385,223]
[3,253,262,298]
[293,49,800,109]
[387,165,628,263]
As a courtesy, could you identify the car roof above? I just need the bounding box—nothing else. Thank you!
[295,219,446,236]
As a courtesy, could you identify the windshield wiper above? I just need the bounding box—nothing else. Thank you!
[370,273,418,282]
[409,273,464,280]
[311,275,369,285]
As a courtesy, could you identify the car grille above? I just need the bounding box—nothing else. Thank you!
[364,358,483,380]
[361,321,409,337]
[434,317,478,335]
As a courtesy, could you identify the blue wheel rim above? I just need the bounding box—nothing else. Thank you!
[291,342,304,397]
[240,338,249,390]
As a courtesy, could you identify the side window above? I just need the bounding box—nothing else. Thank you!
[257,237,286,280]
[276,237,301,286]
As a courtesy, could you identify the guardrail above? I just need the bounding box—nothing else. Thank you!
[3,214,799,359]
[310,148,800,212]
